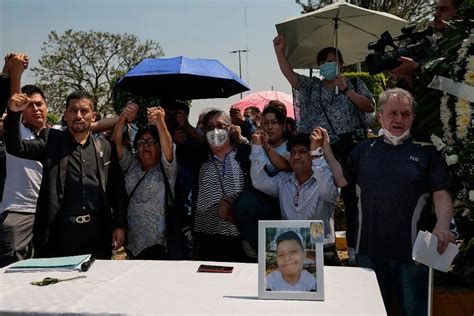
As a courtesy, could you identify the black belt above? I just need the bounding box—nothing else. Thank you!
[63,213,95,224]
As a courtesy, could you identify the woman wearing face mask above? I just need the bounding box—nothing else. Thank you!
[274,35,376,263]
[176,109,255,262]
[112,102,177,260]
[273,35,375,148]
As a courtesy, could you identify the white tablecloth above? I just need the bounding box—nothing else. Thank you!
[0,260,386,315]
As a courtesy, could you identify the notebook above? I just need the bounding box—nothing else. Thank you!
[4,254,91,273]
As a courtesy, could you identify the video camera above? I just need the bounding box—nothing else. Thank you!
[365,25,435,75]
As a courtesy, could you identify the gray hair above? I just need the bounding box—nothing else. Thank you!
[378,88,416,112]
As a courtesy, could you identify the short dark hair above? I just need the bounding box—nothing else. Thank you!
[163,100,190,115]
[265,100,287,117]
[276,231,304,250]
[244,106,261,115]
[21,85,45,99]
[133,126,159,149]
[286,133,310,152]
[65,91,95,111]
[262,106,286,125]
[317,47,344,66]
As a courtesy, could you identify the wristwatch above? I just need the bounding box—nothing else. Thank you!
[310,147,324,158]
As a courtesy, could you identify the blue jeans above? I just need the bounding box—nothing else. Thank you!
[356,254,428,316]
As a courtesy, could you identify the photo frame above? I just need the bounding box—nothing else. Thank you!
[258,220,325,301]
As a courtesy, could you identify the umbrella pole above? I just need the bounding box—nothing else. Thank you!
[427,266,433,316]
[334,17,339,95]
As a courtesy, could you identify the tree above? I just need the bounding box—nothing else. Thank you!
[296,0,435,22]
[32,29,164,117]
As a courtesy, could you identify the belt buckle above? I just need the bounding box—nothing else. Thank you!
[75,214,91,224]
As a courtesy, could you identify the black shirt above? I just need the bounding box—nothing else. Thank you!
[59,134,103,215]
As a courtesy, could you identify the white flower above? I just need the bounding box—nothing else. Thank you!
[430,134,447,151]
[445,154,459,166]
[440,94,455,145]
[469,190,474,202]
[453,199,461,207]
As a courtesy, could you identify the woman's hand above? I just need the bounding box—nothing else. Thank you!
[273,35,286,53]
[310,128,324,150]
[8,93,32,112]
[147,106,166,126]
[334,75,347,91]
[121,100,138,122]
[251,130,271,150]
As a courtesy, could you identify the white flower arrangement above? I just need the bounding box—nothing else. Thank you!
[430,27,473,225]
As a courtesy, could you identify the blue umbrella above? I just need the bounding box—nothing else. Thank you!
[114,56,250,99]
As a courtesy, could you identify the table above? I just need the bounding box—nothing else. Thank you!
[0,260,386,315]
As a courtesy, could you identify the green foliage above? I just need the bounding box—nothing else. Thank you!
[113,89,192,129]
[32,29,164,118]
[297,0,434,22]
[46,113,60,126]
[343,72,387,104]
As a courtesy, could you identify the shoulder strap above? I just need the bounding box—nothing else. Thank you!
[128,168,151,202]
[349,77,367,133]
[159,162,174,208]
[350,77,358,93]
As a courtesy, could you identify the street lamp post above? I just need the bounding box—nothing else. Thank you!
[230,49,249,98]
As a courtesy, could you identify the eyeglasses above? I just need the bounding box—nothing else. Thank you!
[137,139,158,147]
[293,183,302,207]
[205,123,229,132]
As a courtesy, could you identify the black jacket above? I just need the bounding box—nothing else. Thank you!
[4,110,127,255]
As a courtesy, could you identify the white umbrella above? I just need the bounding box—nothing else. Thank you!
[276,1,408,69]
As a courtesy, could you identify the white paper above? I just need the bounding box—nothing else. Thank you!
[412,231,459,272]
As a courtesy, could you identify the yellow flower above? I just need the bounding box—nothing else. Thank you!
[466,70,474,86]
[469,56,474,70]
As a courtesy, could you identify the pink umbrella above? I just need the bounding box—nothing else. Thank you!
[232,91,294,118]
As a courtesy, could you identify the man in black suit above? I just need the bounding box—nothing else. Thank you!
[4,90,126,259]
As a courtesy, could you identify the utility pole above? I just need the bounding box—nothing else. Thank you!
[230,49,249,98]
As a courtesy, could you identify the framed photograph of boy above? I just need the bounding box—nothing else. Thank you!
[258,220,325,301]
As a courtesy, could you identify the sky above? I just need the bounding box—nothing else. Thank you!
[0,0,305,124]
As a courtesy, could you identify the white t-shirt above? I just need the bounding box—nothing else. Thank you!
[0,124,42,214]
[266,269,317,292]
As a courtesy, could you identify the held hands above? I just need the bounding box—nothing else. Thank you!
[121,100,138,122]
[273,35,286,53]
[228,124,242,140]
[310,127,325,150]
[2,53,29,76]
[229,107,245,126]
[8,93,33,112]
[147,106,165,126]
[251,129,270,150]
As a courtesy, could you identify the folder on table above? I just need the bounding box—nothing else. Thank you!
[4,254,91,273]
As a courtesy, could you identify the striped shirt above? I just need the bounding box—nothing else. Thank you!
[194,150,244,236]
[250,145,339,244]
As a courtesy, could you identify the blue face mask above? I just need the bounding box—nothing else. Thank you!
[319,62,338,80]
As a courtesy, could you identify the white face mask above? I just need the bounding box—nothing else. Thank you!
[381,126,411,146]
[206,128,228,147]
